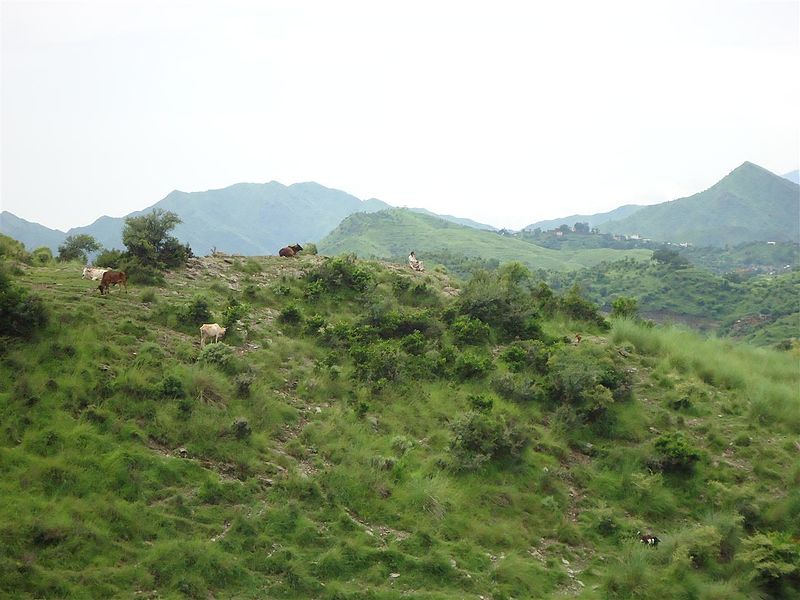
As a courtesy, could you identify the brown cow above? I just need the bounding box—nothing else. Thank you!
[278,244,303,257]
[97,270,128,295]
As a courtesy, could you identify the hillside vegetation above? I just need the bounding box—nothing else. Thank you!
[602,162,800,246]
[320,209,652,272]
[1,253,798,599]
[546,255,800,346]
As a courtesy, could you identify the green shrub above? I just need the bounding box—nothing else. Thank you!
[198,343,236,373]
[160,375,184,399]
[611,295,639,319]
[457,270,543,341]
[234,373,254,398]
[492,373,541,403]
[31,246,54,266]
[468,393,494,412]
[350,339,403,383]
[545,343,631,421]
[653,431,701,473]
[306,254,371,294]
[559,285,610,330]
[222,298,250,328]
[401,330,427,355]
[0,269,48,338]
[303,242,318,255]
[180,294,212,326]
[140,288,157,304]
[501,340,551,373]
[741,531,800,593]
[94,248,124,269]
[279,303,303,324]
[451,315,491,345]
[454,350,493,380]
[449,410,529,471]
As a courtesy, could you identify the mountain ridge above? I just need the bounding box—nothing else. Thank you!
[601,161,800,246]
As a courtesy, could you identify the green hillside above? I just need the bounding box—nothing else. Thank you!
[320,209,652,272]
[2,254,798,599]
[602,162,800,246]
[547,256,800,346]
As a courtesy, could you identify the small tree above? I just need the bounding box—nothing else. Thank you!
[57,234,100,262]
[122,209,190,269]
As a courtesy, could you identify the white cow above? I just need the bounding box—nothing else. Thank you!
[200,323,227,347]
[82,266,109,281]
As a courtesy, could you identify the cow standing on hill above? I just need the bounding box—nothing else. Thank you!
[97,270,128,295]
[200,323,227,347]
[279,244,303,257]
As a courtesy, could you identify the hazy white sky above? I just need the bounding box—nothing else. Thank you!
[2,0,798,231]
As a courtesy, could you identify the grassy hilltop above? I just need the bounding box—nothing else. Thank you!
[319,209,652,272]
[1,254,799,599]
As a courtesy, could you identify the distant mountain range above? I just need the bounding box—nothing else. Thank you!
[601,162,799,246]
[2,161,797,258]
[2,182,390,255]
[783,169,800,185]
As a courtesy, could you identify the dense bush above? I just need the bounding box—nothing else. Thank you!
[611,295,639,319]
[501,340,551,374]
[454,350,494,380]
[652,431,701,473]
[181,295,213,326]
[0,234,31,263]
[451,315,491,345]
[279,303,303,324]
[222,298,251,328]
[558,285,609,329]
[362,304,437,338]
[0,269,48,339]
[457,270,543,341]
[492,373,541,403]
[350,339,403,384]
[198,343,237,374]
[449,409,529,471]
[544,343,631,423]
[31,247,54,266]
[741,531,800,594]
[94,248,124,269]
[306,254,371,294]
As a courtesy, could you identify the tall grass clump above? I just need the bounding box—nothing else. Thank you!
[613,320,800,432]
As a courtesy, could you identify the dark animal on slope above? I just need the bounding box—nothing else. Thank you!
[279,244,303,257]
[638,531,661,547]
[97,270,128,295]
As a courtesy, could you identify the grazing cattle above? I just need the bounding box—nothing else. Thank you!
[200,323,227,347]
[279,244,303,257]
[638,532,661,547]
[97,270,128,295]
[82,266,109,281]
